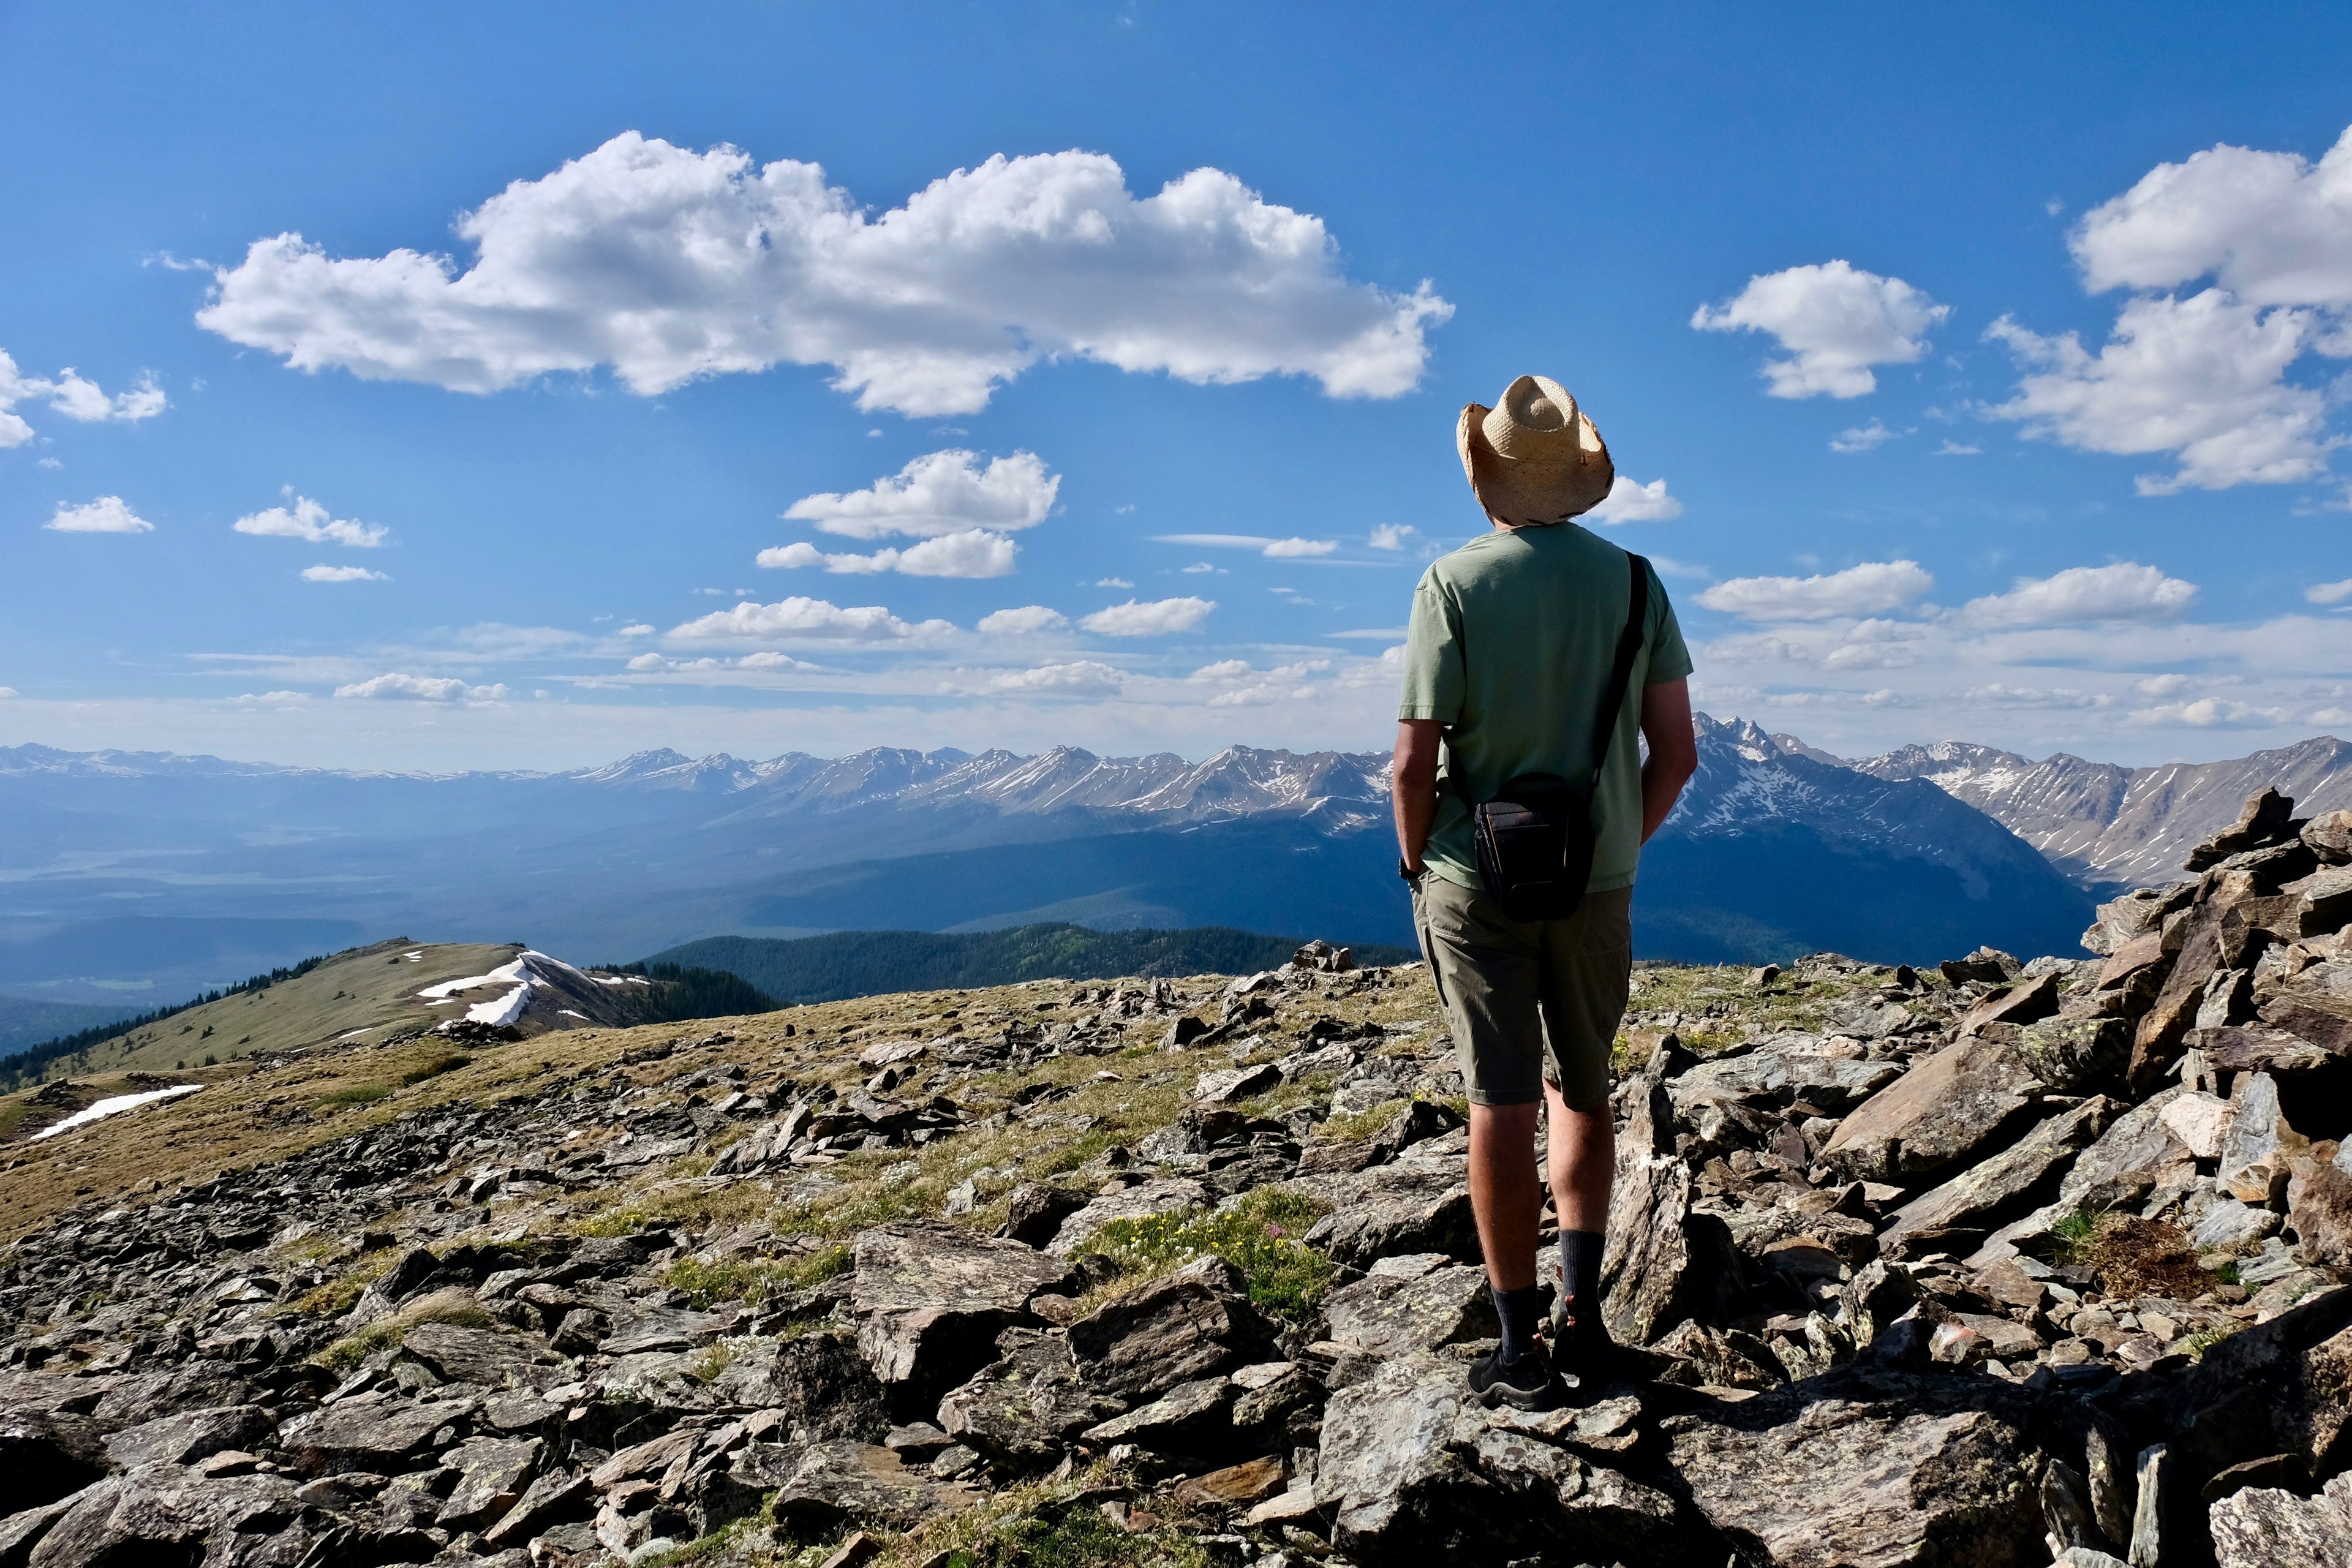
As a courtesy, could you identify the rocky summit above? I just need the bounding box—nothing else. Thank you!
[2,797,2350,1568]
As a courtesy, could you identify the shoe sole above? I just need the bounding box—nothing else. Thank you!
[1476,1379,1566,1413]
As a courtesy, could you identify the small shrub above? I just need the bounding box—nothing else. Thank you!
[319,1083,393,1107]
[664,1243,852,1308]
[685,1341,739,1384]
[399,1052,472,1087]
[1089,1188,1335,1320]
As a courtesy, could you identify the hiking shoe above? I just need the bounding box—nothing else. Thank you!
[1551,1303,1624,1387]
[1468,1346,1565,1411]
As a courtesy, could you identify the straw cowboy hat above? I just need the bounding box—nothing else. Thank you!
[1457,374,1615,526]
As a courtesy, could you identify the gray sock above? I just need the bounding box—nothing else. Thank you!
[1491,1283,1543,1363]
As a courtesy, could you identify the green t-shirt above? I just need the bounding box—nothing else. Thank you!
[1398,522,1694,895]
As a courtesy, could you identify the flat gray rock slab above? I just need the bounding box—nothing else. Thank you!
[852,1222,1073,1314]
[2209,1472,2352,1568]
[1821,1035,2047,1182]
[1664,1378,2046,1568]
[1321,1254,1495,1357]
[1882,1095,2117,1254]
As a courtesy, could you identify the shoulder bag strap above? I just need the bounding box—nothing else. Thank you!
[1585,552,1651,788]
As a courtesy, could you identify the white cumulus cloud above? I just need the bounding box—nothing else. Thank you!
[668,596,954,643]
[977,605,1071,635]
[1690,260,1949,398]
[335,673,508,702]
[2070,125,2352,306]
[300,564,390,582]
[195,133,1451,416]
[756,527,1016,578]
[1583,476,1683,523]
[1079,597,1216,636]
[1366,524,1417,549]
[1957,562,2198,627]
[1829,420,1903,453]
[1696,560,1934,622]
[2309,578,2352,605]
[783,450,1057,540]
[0,350,167,446]
[45,496,153,533]
[233,493,389,547]
[1983,292,2331,493]
[982,660,1124,697]
[2130,697,2290,728]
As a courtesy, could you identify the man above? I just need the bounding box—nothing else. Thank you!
[1393,374,1697,1410]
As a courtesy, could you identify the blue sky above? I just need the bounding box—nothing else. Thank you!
[4,1,2350,771]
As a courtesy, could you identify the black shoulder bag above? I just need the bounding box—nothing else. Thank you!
[1457,552,1651,922]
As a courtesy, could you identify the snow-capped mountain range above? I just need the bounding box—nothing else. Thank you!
[2,719,2340,998]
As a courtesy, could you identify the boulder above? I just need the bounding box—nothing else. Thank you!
[1317,1349,1512,1563]
[1599,1150,1740,1346]
[1295,1150,1478,1269]
[2306,809,2352,864]
[26,1463,312,1568]
[1079,1376,1235,1456]
[399,1319,551,1388]
[853,1223,1074,1417]
[1961,971,2062,1033]
[0,1415,109,1519]
[1820,1035,2048,1183]
[708,1334,891,1443]
[937,1328,1117,1468]
[2017,1016,2132,1094]
[2286,1144,2352,1267]
[756,1441,974,1534]
[2216,1071,2287,1203]
[1170,1455,1287,1512]
[2293,864,2352,938]
[2188,786,2297,870]
[2136,1284,2352,1487]
[1880,1096,2117,1257]
[994,1184,1089,1249]
[2209,1472,2352,1568]
[480,1469,592,1548]
[1663,1372,2049,1568]
[1669,1036,1904,1115]
[434,1434,541,1532]
[2057,1085,2195,1213]
[279,1392,475,1471]
[1320,1254,1497,1357]
[1449,1414,1684,1559]
[100,1405,272,1471]
[2134,905,2263,1091]
[1194,1064,1281,1105]
[1068,1256,1271,1403]
[708,1104,810,1175]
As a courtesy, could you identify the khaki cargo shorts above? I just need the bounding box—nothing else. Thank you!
[1411,872,1634,1112]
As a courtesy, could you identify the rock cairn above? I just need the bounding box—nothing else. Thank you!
[0,806,2348,1567]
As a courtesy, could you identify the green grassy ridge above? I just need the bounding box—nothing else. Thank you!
[638,922,1417,1006]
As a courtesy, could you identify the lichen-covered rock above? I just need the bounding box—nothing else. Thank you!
[1294,1145,1477,1269]
[1316,1349,1505,1563]
[1663,1373,2049,1567]
[1319,1253,1496,1357]
[853,1223,1074,1416]
[936,1327,1117,1466]
[278,1392,475,1471]
[1880,1096,2116,1256]
[1068,1256,1271,1403]
[26,1463,315,1568]
[2209,1472,2352,1568]
[1820,1035,2048,1183]
[1600,1150,1740,1346]
[100,1404,273,1471]
[707,1333,891,1443]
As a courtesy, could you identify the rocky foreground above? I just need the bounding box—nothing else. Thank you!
[1,792,2350,1568]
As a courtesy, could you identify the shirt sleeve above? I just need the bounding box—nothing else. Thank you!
[1396,573,1465,723]
[1644,573,1695,685]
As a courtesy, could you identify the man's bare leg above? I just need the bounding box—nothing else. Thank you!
[1545,1082,1613,1233]
[1545,1082,1616,1360]
[1468,1101,1543,1290]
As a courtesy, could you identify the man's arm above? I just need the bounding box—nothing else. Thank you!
[1637,679,1696,843]
[1393,719,1445,875]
